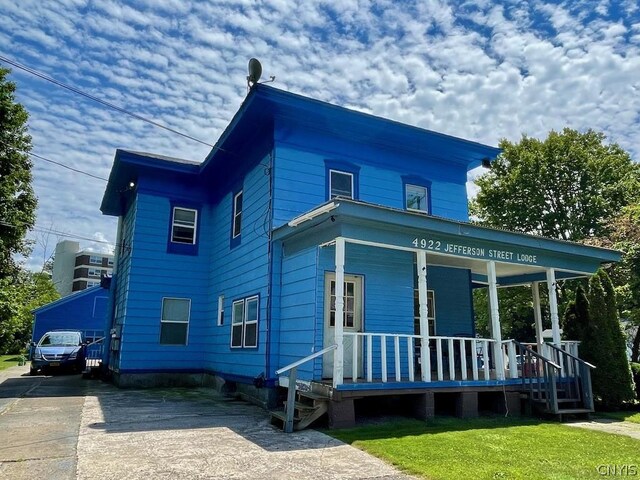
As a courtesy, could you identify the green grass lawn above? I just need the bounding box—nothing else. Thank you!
[596,411,640,424]
[0,354,24,371]
[327,416,640,480]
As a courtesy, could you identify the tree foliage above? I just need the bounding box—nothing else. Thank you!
[567,270,636,408]
[0,66,37,279]
[471,128,640,241]
[0,272,59,354]
[585,204,640,362]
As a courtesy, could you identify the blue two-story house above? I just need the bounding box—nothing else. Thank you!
[100,85,619,429]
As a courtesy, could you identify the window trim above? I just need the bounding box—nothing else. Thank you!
[89,255,102,265]
[171,206,198,245]
[160,297,191,346]
[230,294,259,349]
[167,202,200,256]
[402,175,432,215]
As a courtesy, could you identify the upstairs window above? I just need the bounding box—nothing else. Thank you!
[171,207,197,244]
[89,255,102,265]
[329,170,354,199]
[160,297,190,345]
[406,184,428,213]
[232,191,243,239]
[402,176,431,214]
[231,295,259,348]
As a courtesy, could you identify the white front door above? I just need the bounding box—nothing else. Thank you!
[322,273,363,378]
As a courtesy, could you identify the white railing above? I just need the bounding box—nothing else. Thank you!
[501,340,582,379]
[342,332,496,384]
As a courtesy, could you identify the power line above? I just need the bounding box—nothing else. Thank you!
[0,220,116,247]
[0,140,108,182]
[29,151,108,182]
[0,54,216,148]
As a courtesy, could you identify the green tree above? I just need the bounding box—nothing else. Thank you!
[562,285,589,341]
[474,286,538,341]
[471,128,640,241]
[581,270,635,407]
[0,66,37,279]
[0,271,59,354]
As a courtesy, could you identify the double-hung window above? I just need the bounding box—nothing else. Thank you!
[231,295,258,348]
[171,207,197,244]
[160,297,190,345]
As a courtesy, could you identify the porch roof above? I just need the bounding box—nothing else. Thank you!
[272,199,621,286]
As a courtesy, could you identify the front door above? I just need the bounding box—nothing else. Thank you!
[322,273,363,378]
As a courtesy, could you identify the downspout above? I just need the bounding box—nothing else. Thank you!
[265,149,275,384]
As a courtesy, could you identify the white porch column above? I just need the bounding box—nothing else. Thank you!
[332,237,346,387]
[532,281,544,353]
[546,268,561,346]
[487,261,505,380]
[417,250,430,382]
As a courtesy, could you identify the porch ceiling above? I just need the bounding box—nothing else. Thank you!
[273,199,621,286]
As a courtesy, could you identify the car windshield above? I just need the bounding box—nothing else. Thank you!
[39,333,81,346]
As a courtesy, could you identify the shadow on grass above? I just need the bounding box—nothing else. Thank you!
[326,415,549,443]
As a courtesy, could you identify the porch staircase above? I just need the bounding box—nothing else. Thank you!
[514,341,595,420]
[270,390,330,431]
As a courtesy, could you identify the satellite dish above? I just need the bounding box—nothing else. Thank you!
[247,58,262,86]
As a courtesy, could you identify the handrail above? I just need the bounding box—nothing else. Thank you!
[275,344,337,376]
[545,343,596,369]
[508,340,561,369]
[276,344,338,433]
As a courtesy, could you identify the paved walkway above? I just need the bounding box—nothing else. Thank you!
[565,417,640,441]
[1,365,413,479]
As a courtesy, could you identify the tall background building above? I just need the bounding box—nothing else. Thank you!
[52,240,113,296]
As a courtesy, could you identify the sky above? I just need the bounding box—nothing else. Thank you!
[1,0,639,271]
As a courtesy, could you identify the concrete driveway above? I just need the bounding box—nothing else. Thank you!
[0,365,412,479]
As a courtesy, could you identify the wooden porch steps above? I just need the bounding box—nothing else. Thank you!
[270,390,330,432]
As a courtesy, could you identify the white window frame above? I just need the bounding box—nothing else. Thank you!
[329,169,354,199]
[405,183,429,213]
[107,258,114,266]
[232,191,243,239]
[89,255,102,265]
[413,289,436,336]
[160,297,191,345]
[217,295,224,326]
[230,295,259,348]
[171,207,198,245]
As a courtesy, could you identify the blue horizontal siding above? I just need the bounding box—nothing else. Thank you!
[272,123,470,227]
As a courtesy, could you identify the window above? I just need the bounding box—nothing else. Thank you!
[413,289,436,336]
[325,160,360,200]
[402,176,431,214]
[217,295,224,326]
[107,258,114,266]
[329,170,354,199]
[87,281,100,288]
[329,280,356,327]
[88,268,105,277]
[160,298,190,345]
[171,207,197,244]
[231,295,258,348]
[406,184,428,213]
[89,255,102,265]
[232,191,243,239]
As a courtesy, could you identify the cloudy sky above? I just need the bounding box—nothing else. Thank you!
[1,0,639,271]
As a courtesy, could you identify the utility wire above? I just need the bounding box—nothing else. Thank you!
[0,54,216,148]
[0,220,116,247]
[0,140,108,182]
[29,151,108,182]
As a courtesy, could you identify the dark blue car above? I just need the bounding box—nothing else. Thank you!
[30,330,86,375]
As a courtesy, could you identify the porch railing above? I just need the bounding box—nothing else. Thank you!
[275,344,337,433]
[343,332,496,383]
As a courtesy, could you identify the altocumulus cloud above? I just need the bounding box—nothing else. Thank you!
[0,0,638,270]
